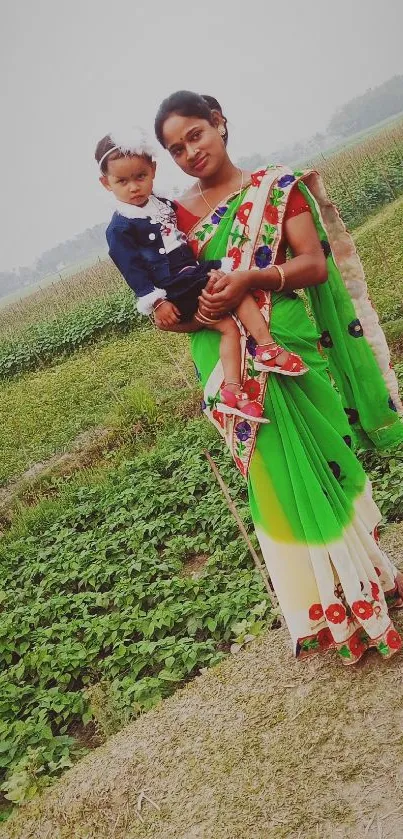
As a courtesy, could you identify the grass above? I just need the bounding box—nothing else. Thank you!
[0,328,194,486]
[0,260,123,342]
[3,534,403,839]
[0,194,403,829]
[1,192,402,488]
[353,195,403,322]
[0,119,402,349]
[313,118,403,230]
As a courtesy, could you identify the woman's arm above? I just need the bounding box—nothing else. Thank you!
[154,320,202,333]
[199,211,327,316]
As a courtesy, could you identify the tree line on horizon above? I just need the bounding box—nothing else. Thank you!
[1,74,402,300]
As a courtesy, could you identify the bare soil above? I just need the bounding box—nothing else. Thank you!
[2,526,403,839]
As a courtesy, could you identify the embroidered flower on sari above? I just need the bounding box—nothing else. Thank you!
[348,632,367,657]
[251,169,266,186]
[371,582,380,601]
[243,379,260,399]
[308,603,324,621]
[234,456,247,476]
[317,627,333,649]
[212,409,225,429]
[211,206,228,224]
[235,421,252,442]
[278,174,296,188]
[343,435,352,448]
[254,245,272,268]
[352,600,374,620]
[246,336,257,357]
[325,603,346,624]
[388,397,397,412]
[348,319,364,338]
[252,289,266,309]
[328,461,341,480]
[264,204,279,225]
[386,629,402,650]
[321,240,331,258]
[236,202,253,225]
[344,408,359,425]
[227,246,242,269]
[320,330,333,348]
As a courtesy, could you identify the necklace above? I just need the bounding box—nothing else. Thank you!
[197,168,244,213]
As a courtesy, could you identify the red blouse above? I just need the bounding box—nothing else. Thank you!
[175,183,309,265]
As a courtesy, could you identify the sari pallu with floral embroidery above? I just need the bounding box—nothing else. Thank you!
[186,165,403,664]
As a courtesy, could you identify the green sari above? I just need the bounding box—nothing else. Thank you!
[185,165,403,663]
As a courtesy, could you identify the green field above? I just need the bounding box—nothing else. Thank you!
[1,123,403,819]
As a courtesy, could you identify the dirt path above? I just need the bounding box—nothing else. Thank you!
[0,426,115,527]
[2,526,403,839]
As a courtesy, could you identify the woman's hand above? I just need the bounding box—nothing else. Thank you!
[199,270,253,316]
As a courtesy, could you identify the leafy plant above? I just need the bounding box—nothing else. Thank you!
[0,421,273,803]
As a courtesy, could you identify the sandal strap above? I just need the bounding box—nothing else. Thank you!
[256,343,283,361]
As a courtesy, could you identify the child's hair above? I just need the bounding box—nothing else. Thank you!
[95,128,155,174]
[154,90,229,148]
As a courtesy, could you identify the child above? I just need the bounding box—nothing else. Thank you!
[95,129,307,422]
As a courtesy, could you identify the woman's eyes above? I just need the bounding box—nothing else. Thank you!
[172,135,202,158]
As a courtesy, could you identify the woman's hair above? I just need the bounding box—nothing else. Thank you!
[154,90,228,147]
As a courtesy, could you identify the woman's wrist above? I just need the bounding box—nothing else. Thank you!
[250,265,286,291]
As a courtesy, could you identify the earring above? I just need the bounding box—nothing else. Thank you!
[218,125,226,138]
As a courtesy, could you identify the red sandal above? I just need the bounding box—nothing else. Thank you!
[216,384,270,424]
[254,342,308,377]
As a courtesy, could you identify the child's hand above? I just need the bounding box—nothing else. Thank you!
[153,301,181,329]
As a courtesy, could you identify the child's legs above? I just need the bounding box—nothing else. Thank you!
[235,293,273,345]
[206,316,242,385]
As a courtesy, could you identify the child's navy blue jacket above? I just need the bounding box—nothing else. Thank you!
[106,196,198,314]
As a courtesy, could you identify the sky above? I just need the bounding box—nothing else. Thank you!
[1,0,402,272]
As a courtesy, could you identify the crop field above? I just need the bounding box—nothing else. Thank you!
[1,121,403,820]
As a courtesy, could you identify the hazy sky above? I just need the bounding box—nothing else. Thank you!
[1,0,402,271]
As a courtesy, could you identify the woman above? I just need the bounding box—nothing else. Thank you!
[154,90,403,664]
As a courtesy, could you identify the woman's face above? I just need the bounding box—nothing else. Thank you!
[162,113,227,179]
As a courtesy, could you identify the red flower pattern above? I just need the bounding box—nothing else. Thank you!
[308,603,324,622]
[348,632,367,658]
[370,581,380,601]
[373,525,380,543]
[243,379,260,399]
[325,603,346,624]
[374,566,381,577]
[251,169,266,186]
[227,246,242,269]
[386,629,402,650]
[352,600,374,620]
[264,204,279,225]
[317,627,333,649]
[236,202,253,225]
[252,289,267,309]
[234,456,246,476]
[212,409,225,429]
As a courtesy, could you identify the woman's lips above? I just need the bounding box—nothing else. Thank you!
[192,156,208,172]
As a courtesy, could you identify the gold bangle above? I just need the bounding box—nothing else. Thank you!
[273,264,286,292]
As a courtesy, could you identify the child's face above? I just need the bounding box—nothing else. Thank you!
[100,155,156,206]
